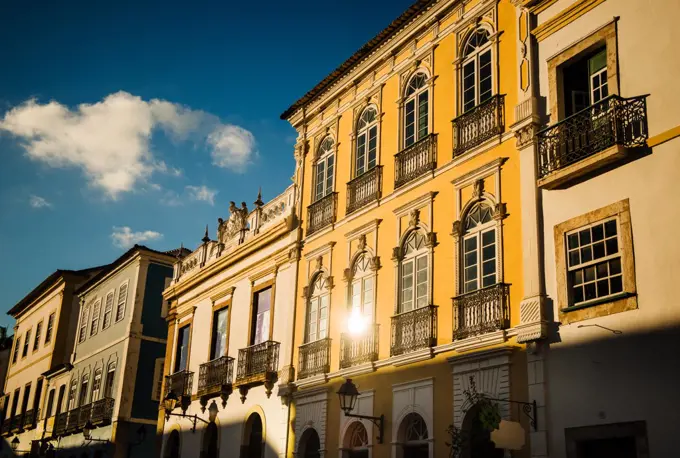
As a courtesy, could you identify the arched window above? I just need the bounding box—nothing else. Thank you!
[299,428,321,458]
[349,253,375,326]
[403,72,430,147]
[462,28,493,113]
[164,430,181,458]
[397,413,429,458]
[242,413,263,458]
[462,203,496,292]
[399,231,429,313]
[355,107,378,177]
[306,274,330,343]
[343,421,369,458]
[314,136,335,202]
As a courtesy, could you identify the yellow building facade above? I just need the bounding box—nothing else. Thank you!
[281,1,546,457]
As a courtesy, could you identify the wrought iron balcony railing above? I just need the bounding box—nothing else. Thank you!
[236,341,280,383]
[22,409,38,430]
[390,305,438,356]
[1,418,10,436]
[453,94,505,156]
[395,134,437,188]
[54,412,68,437]
[347,166,382,214]
[65,407,80,433]
[90,398,115,425]
[307,192,338,236]
[10,414,23,433]
[78,403,92,428]
[537,95,648,179]
[298,338,331,379]
[165,369,194,398]
[339,324,379,369]
[453,283,510,341]
[198,356,234,397]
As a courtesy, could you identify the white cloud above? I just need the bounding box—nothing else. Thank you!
[29,195,52,209]
[111,226,163,249]
[186,185,217,205]
[208,125,257,172]
[0,92,256,198]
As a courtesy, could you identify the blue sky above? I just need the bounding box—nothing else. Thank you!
[0,0,416,329]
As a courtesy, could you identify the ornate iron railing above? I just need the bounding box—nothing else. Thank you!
[537,95,648,179]
[22,409,37,430]
[90,398,115,425]
[1,418,10,436]
[78,403,92,428]
[198,356,234,396]
[347,166,382,214]
[307,192,337,236]
[298,338,331,379]
[236,341,280,382]
[453,94,505,156]
[165,370,194,398]
[452,283,510,340]
[10,413,23,433]
[395,134,438,188]
[339,324,379,369]
[65,407,80,433]
[390,305,438,356]
[54,412,68,436]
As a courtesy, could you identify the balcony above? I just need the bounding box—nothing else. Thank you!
[78,403,92,429]
[453,94,505,157]
[298,338,331,380]
[339,324,379,369]
[537,95,648,189]
[395,134,437,188]
[10,414,23,433]
[235,340,280,386]
[307,192,337,236]
[347,166,382,214]
[390,305,438,357]
[65,407,80,434]
[1,418,11,437]
[90,398,114,426]
[22,409,37,430]
[165,370,194,398]
[198,356,234,398]
[453,283,510,341]
[54,412,68,437]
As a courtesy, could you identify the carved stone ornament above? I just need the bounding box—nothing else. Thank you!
[409,209,421,227]
[315,256,323,272]
[302,286,309,299]
[369,256,381,271]
[473,179,485,199]
[357,234,367,251]
[326,276,334,290]
[493,202,508,221]
[515,123,539,149]
[425,231,438,248]
[218,201,249,242]
[238,386,249,404]
[392,246,404,261]
[343,268,352,283]
[451,220,463,239]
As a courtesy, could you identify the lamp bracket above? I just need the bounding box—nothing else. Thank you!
[486,397,538,431]
[344,412,385,444]
[166,412,210,433]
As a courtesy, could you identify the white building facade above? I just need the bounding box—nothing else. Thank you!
[516,1,680,457]
[159,184,301,458]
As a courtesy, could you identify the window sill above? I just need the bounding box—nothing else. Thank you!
[559,291,637,325]
[560,292,633,313]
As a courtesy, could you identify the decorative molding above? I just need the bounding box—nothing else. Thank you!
[304,241,337,260]
[249,265,278,284]
[533,0,607,42]
[344,219,382,240]
[210,286,235,304]
[295,373,329,390]
[451,157,507,188]
[393,191,438,218]
[386,347,434,367]
[514,122,540,149]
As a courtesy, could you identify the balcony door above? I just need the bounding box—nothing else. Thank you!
[250,287,272,346]
[210,307,229,360]
[174,325,190,372]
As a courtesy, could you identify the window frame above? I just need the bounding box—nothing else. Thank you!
[22,328,31,358]
[45,312,55,345]
[114,281,129,323]
[347,252,377,326]
[398,230,431,314]
[12,335,20,364]
[91,368,102,402]
[78,304,89,344]
[461,203,498,293]
[313,136,336,203]
[248,281,275,346]
[104,362,116,399]
[32,320,43,353]
[102,290,115,330]
[354,106,380,178]
[174,324,191,373]
[305,273,330,344]
[90,299,102,337]
[208,300,231,360]
[460,27,494,113]
[402,71,431,149]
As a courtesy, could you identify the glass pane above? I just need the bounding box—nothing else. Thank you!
[596,262,609,279]
[581,246,593,263]
[479,50,492,102]
[356,134,366,176]
[604,219,617,237]
[368,126,378,168]
[326,155,334,194]
[593,242,605,259]
[417,91,429,140]
[573,285,584,304]
[573,269,583,285]
[569,250,580,267]
[597,279,609,296]
[482,245,495,261]
[610,275,623,294]
[405,100,416,146]
[463,61,476,112]
[568,233,579,249]
[482,229,495,247]
[606,238,618,256]
[579,229,591,245]
[584,283,597,301]
[482,260,495,276]
[609,258,622,275]
[584,266,596,282]
[591,224,604,242]
[464,236,478,252]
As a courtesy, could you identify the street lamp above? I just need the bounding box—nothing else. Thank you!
[10,436,20,451]
[336,379,385,444]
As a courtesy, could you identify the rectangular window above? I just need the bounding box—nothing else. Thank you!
[351,276,375,323]
[567,217,623,306]
[22,329,31,358]
[368,126,378,170]
[417,91,429,140]
[55,385,65,416]
[479,49,493,104]
[78,306,88,343]
[79,377,89,406]
[405,99,416,147]
[102,291,114,329]
[210,308,229,360]
[306,294,328,343]
[325,156,334,196]
[463,60,476,112]
[104,364,116,399]
[33,321,43,352]
[45,389,55,418]
[356,133,366,176]
[68,380,77,410]
[20,383,31,414]
[463,228,497,293]
[12,335,20,364]
[45,313,55,344]
[11,388,19,417]
[91,370,102,401]
[251,287,272,345]
[151,358,164,401]
[174,326,190,372]
[115,282,129,322]
[588,49,608,105]
[561,46,608,117]
[400,255,428,313]
[90,300,101,336]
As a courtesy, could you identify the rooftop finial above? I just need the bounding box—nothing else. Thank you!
[254,187,264,208]
[202,225,210,243]
[177,242,184,259]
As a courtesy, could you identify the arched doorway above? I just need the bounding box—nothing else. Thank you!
[462,404,503,458]
[298,428,321,458]
[201,422,219,458]
[396,412,429,458]
[164,430,181,458]
[342,421,369,458]
[241,413,264,458]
